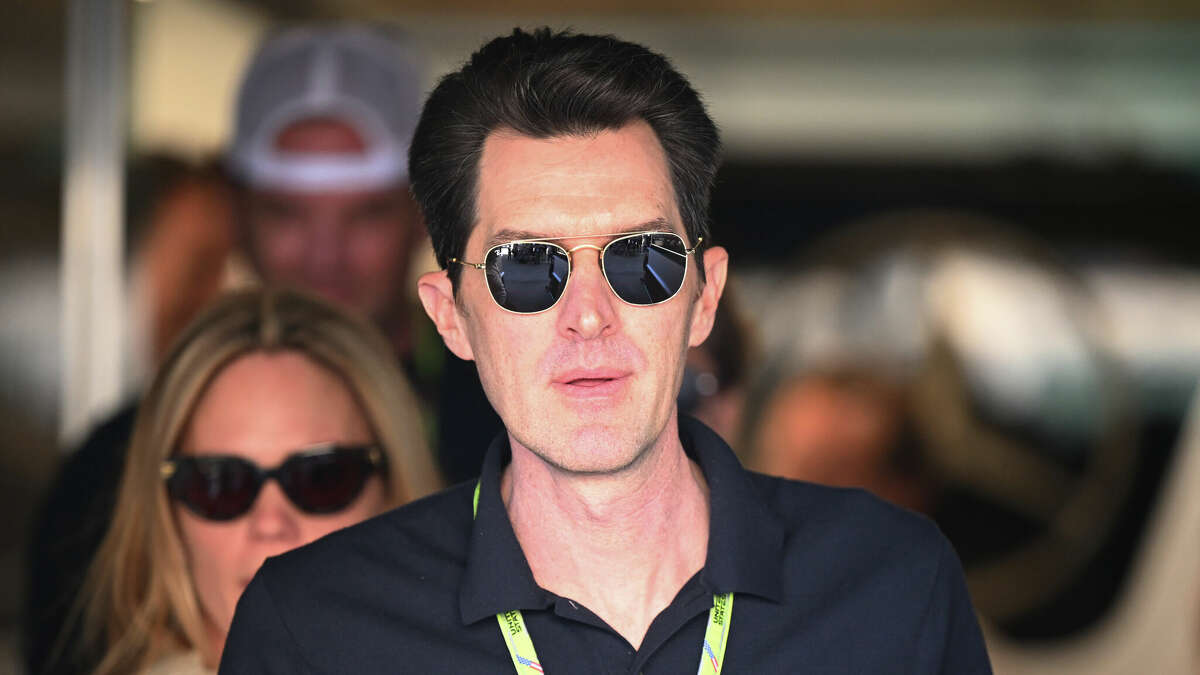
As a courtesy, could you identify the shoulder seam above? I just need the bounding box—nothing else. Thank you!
[256,568,321,674]
[912,540,950,673]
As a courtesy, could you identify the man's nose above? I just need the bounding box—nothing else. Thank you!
[556,247,618,341]
[246,481,302,543]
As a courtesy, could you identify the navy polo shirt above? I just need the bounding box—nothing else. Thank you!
[220,417,992,673]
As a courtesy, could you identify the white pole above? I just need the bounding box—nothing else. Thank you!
[60,0,127,445]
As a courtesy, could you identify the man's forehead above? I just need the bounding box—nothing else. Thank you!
[482,219,679,248]
[470,123,680,248]
[478,122,668,173]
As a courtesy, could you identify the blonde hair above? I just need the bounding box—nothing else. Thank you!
[75,288,441,674]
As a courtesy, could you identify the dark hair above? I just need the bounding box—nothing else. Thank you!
[409,27,721,287]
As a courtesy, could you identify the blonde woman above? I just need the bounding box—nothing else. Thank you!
[72,288,440,674]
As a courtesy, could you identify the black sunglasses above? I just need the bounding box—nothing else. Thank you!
[450,231,702,314]
[162,443,385,521]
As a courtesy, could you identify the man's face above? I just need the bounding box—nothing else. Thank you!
[423,121,726,473]
[243,118,419,322]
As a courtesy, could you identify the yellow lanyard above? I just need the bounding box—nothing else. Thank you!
[473,483,734,674]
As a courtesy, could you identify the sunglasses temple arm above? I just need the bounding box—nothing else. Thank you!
[449,258,486,270]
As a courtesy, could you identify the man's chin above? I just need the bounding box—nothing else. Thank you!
[515,423,653,476]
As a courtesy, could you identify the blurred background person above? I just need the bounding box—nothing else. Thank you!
[61,288,439,674]
[677,289,756,444]
[222,24,501,482]
[131,159,242,368]
[25,24,502,675]
[227,24,424,356]
[735,209,1183,662]
[740,364,937,515]
[735,204,1200,670]
[25,156,244,675]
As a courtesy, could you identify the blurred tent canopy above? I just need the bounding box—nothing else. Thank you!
[117,2,1200,167]
[233,0,1200,20]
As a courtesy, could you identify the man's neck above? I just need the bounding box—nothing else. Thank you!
[501,417,710,649]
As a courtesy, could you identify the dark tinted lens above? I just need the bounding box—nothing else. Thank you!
[603,233,688,305]
[167,457,262,521]
[485,242,570,313]
[278,448,374,514]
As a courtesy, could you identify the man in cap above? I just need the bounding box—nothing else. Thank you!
[226,24,501,484]
[228,25,423,344]
[221,28,992,673]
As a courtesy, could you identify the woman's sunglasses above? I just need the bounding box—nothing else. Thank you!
[450,231,702,314]
[162,443,385,521]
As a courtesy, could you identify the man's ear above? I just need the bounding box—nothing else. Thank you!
[417,269,475,361]
[688,246,729,348]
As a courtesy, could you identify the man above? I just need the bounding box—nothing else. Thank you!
[227,25,424,349]
[220,28,992,673]
[225,24,501,483]
[24,25,497,675]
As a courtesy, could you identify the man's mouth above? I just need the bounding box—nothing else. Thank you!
[567,377,615,387]
[552,369,631,398]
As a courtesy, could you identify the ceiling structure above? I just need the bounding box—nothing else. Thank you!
[5,0,1200,160]
[234,0,1200,21]
[115,0,1200,167]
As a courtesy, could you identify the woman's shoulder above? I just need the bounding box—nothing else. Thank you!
[144,650,213,675]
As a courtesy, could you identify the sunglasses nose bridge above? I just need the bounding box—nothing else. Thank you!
[565,243,603,255]
[259,464,305,509]
[260,464,285,485]
[563,243,605,283]
[245,476,303,541]
[555,245,619,340]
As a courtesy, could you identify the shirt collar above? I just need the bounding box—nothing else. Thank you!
[679,415,785,602]
[458,416,786,626]
[458,432,551,626]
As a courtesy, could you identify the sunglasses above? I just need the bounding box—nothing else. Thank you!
[162,443,385,521]
[451,231,702,314]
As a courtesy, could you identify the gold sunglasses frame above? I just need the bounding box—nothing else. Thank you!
[450,230,703,315]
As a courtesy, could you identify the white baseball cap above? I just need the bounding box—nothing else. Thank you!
[228,25,424,192]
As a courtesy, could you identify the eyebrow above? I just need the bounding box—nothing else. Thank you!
[484,218,676,249]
